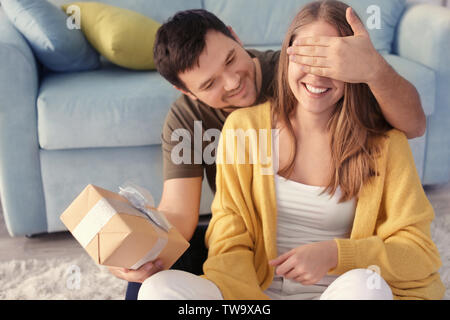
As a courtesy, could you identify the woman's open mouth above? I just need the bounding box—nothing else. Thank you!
[302,82,331,97]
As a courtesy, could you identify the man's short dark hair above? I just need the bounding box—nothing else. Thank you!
[153,9,236,92]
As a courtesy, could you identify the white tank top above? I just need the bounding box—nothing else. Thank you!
[265,174,356,300]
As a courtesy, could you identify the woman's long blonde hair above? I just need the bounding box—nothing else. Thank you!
[272,0,392,202]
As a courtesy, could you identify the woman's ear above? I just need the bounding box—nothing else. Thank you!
[227,26,244,46]
[174,86,198,100]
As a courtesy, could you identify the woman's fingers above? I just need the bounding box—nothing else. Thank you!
[294,274,312,285]
[269,250,292,266]
[284,268,303,280]
[274,255,298,276]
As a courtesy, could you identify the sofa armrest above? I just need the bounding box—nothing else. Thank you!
[394,3,450,76]
[0,9,47,236]
[394,3,450,185]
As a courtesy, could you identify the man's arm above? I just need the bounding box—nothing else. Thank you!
[108,93,208,283]
[157,177,202,241]
[289,7,426,139]
[367,56,426,138]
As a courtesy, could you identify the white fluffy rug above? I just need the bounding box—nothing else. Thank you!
[0,253,127,300]
[430,213,450,300]
[0,214,449,300]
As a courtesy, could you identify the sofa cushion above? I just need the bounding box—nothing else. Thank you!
[40,145,215,232]
[1,0,100,72]
[38,51,435,151]
[382,54,435,116]
[61,2,161,70]
[37,59,180,150]
[204,0,406,53]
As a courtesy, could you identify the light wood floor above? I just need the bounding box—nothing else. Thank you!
[0,182,449,262]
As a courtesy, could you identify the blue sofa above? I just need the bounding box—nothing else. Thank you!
[0,0,449,237]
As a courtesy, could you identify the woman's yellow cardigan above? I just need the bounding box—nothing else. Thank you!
[202,102,445,300]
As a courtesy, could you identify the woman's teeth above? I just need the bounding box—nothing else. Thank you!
[305,83,329,94]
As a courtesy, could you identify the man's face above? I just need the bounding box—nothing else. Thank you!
[178,30,258,111]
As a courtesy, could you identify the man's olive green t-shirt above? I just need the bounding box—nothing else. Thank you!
[161,49,280,193]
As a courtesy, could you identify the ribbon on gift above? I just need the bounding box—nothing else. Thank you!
[72,182,172,270]
[118,181,171,232]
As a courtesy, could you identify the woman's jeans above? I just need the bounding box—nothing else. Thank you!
[137,268,394,300]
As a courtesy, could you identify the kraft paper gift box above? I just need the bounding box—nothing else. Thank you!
[60,183,189,270]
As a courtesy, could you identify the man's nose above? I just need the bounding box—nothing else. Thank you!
[223,72,240,92]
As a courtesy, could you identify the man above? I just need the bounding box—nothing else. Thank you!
[108,8,426,299]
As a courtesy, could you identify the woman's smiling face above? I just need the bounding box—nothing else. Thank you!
[288,20,345,116]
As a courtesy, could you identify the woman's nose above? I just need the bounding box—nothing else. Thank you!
[305,74,329,82]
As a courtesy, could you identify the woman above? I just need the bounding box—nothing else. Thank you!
[139,0,444,300]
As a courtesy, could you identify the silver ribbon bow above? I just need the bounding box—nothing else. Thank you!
[118,181,171,232]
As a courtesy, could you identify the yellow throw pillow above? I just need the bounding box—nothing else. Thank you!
[62,2,161,70]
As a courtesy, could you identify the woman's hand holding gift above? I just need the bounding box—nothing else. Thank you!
[269,240,338,286]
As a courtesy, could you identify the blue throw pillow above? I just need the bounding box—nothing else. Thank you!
[1,0,100,72]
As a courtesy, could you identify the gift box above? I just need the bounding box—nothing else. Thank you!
[60,183,189,270]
